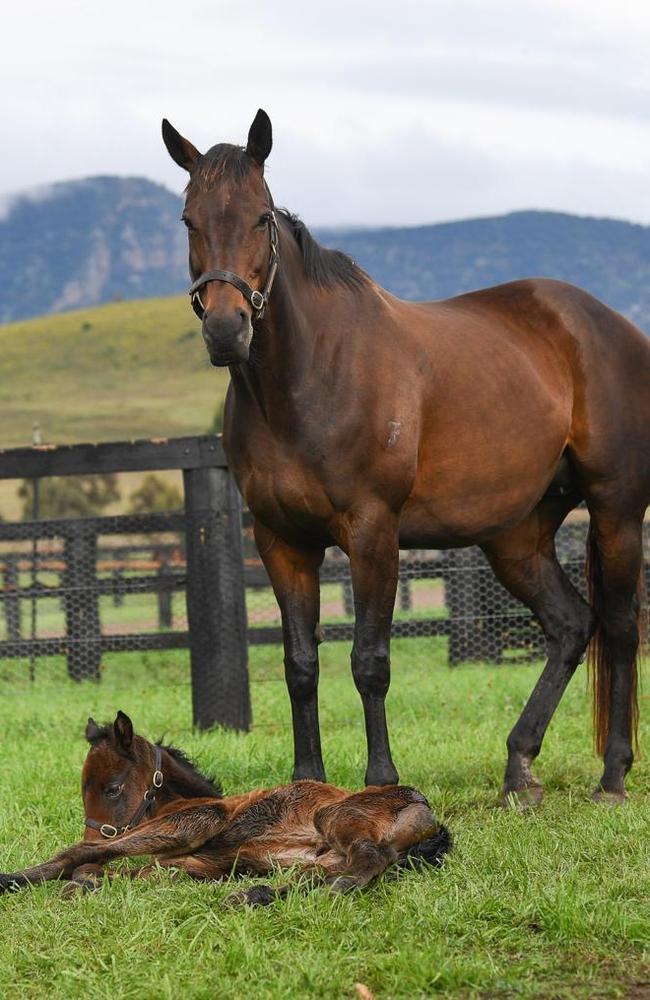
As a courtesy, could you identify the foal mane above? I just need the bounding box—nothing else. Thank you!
[155,741,223,799]
[186,143,369,294]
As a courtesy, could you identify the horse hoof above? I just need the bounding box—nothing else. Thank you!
[364,765,400,787]
[592,788,628,806]
[500,784,543,810]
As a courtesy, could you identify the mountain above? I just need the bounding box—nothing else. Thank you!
[0,177,187,323]
[1,176,650,333]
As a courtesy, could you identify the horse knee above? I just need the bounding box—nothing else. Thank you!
[351,648,390,697]
[284,653,318,702]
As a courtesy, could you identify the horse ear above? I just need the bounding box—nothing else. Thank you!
[113,710,134,751]
[162,119,201,172]
[246,109,272,167]
[85,717,101,743]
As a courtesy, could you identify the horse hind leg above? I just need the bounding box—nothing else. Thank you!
[482,499,596,806]
[585,509,644,803]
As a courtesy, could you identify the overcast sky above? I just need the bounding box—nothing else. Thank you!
[2,0,650,227]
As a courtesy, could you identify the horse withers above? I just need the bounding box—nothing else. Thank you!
[162,109,650,804]
[0,712,450,902]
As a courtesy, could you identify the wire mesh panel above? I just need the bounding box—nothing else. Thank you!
[242,518,650,666]
[0,512,188,681]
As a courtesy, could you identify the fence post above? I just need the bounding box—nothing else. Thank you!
[156,553,173,629]
[183,467,250,731]
[63,525,101,681]
[3,556,21,642]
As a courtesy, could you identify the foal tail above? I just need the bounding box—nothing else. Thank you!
[394,824,452,873]
[586,525,643,757]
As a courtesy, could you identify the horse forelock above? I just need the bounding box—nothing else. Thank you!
[186,143,256,194]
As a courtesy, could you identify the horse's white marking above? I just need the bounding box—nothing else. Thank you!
[387,420,401,448]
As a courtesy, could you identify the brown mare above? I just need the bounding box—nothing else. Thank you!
[162,109,650,805]
[0,712,449,902]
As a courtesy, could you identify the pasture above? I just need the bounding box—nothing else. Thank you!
[1,641,648,999]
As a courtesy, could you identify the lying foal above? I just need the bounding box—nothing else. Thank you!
[0,712,450,904]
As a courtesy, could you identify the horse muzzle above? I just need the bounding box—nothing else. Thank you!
[202,310,253,366]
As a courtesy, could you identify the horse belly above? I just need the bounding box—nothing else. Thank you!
[400,419,570,547]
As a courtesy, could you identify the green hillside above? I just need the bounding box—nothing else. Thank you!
[0,295,227,446]
[0,296,228,519]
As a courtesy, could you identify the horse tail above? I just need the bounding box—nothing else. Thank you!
[586,525,642,757]
[394,824,452,873]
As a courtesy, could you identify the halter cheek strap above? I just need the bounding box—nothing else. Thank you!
[85,745,164,840]
[189,211,279,322]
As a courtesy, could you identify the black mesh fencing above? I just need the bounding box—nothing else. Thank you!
[243,516,650,665]
[0,473,648,727]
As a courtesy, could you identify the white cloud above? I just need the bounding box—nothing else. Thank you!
[1,0,649,226]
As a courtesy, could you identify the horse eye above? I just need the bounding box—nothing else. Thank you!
[256,212,270,228]
[181,216,194,231]
[105,783,123,798]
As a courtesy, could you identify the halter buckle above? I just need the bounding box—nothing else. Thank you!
[153,770,164,788]
[99,823,119,839]
[250,290,265,311]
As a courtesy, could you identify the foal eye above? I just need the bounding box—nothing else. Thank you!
[181,216,194,231]
[256,212,271,228]
[105,783,123,798]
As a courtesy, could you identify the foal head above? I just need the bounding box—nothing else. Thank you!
[162,109,275,366]
[82,711,222,841]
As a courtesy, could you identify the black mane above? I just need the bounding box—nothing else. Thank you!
[186,143,368,294]
[277,210,368,292]
[156,741,222,799]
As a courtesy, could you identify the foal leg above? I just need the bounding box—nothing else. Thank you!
[483,500,595,805]
[255,522,326,781]
[314,787,438,891]
[340,503,400,786]
[586,509,644,803]
[0,801,227,893]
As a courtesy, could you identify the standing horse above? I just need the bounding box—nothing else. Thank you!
[162,109,650,805]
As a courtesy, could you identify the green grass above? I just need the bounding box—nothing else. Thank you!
[0,642,648,999]
[0,296,227,519]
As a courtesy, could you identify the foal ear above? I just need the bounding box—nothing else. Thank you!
[85,717,101,744]
[113,710,134,751]
[246,109,272,167]
[162,119,201,172]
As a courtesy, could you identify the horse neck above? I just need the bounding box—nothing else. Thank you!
[230,234,364,416]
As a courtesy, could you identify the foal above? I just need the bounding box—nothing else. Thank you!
[0,712,450,903]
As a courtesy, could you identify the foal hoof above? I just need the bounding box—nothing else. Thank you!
[0,873,24,894]
[592,787,628,806]
[500,784,543,810]
[224,884,278,907]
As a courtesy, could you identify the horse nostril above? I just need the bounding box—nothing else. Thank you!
[237,309,247,324]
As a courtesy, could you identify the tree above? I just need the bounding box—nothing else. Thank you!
[127,474,183,514]
[18,474,120,520]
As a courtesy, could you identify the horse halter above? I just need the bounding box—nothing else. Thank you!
[84,745,164,840]
[188,210,279,323]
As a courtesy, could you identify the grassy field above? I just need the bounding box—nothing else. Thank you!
[0,295,227,519]
[0,641,648,999]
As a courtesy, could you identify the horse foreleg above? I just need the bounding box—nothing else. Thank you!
[256,522,326,781]
[342,502,400,785]
[483,500,595,806]
[0,801,227,894]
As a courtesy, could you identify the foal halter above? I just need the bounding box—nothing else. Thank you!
[84,745,164,840]
[188,211,279,322]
